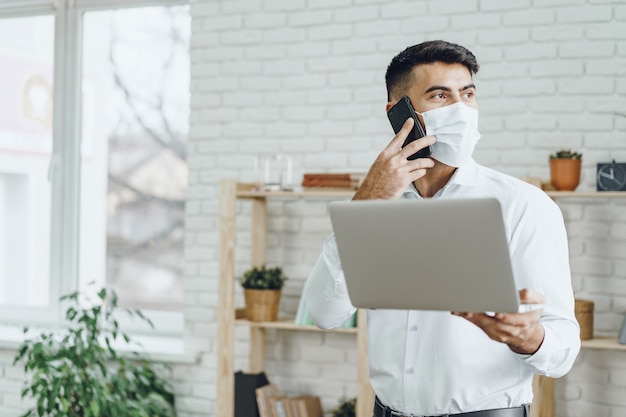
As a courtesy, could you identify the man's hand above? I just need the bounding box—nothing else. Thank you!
[452,288,546,355]
[353,118,436,200]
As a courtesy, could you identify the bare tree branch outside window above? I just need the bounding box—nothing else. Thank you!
[102,6,190,311]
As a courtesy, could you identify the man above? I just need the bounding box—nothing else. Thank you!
[304,40,580,417]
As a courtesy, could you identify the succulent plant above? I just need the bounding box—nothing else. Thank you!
[239,265,287,290]
[549,149,582,159]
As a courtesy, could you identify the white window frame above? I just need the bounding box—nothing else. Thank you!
[0,0,188,337]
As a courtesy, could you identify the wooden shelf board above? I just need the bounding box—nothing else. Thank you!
[581,336,626,351]
[237,189,354,199]
[235,317,357,333]
[236,185,626,200]
[546,191,626,198]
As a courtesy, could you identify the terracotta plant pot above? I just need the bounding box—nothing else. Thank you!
[244,289,281,322]
[550,158,582,191]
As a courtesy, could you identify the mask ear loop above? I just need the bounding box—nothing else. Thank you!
[414,110,428,136]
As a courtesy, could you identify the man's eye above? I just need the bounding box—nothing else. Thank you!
[432,93,445,99]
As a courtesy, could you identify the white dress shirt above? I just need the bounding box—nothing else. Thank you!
[304,158,581,416]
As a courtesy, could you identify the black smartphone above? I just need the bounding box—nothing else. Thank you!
[387,96,431,160]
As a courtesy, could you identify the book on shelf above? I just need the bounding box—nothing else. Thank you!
[292,396,323,417]
[301,172,365,189]
[254,379,323,417]
[273,397,295,417]
[294,295,315,327]
[270,395,322,417]
[256,383,280,417]
[270,396,289,417]
[284,397,300,417]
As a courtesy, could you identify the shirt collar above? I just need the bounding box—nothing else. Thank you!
[449,157,479,187]
[402,158,479,199]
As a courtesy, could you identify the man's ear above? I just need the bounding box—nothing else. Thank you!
[385,101,395,113]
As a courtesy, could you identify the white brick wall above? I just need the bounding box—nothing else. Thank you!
[2,1,626,416]
[183,0,626,416]
[186,1,626,416]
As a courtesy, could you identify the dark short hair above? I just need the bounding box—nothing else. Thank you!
[385,40,479,101]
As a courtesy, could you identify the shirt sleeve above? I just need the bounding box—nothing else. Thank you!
[303,234,357,329]
[509,189,581,378]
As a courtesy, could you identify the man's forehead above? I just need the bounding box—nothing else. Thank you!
[410,63,474,88]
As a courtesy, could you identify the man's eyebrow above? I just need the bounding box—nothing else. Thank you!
[423,83,477,94]
[424,85,451,94]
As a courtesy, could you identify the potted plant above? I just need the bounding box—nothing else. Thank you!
[240,264,287,322]
[13,285,176,417]
[549,149,583,191]
[329,397,356,417]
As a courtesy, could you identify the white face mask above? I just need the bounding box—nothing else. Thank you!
[417,102,481,167]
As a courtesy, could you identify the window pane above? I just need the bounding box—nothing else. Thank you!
[0,15,54,307]
[80,6,190,311]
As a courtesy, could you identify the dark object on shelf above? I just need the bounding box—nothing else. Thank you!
[619,315,626,345]
[235,371,270,417]
[596,160,626,191]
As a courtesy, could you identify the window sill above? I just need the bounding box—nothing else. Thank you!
[0,324,198,365]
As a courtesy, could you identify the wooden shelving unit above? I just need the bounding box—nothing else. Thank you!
[235,317,358,334]
[217,179,373,417]
[216,181,626,417]
[546,190,626,198]
[581,336,626,351]
[537,189,626,417]
[546,189,626,355]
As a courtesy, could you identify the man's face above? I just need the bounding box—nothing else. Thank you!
[388,61,477,117]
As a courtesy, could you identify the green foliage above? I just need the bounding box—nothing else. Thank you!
[239,265,287,290]
[13,285,176,417]
[329,397,356,417]
[550,149,582,159]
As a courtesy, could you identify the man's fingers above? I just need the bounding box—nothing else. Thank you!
[387,117,414,148]
[519,288,545,305]
[400,135,436,160]
[407,159,435,178]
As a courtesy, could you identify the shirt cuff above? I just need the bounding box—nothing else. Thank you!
[519,324,566,376]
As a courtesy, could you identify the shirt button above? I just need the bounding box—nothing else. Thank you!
[406,368,414,374]
[410,325,418,331]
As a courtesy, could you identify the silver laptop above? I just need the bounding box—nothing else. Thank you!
[328,198,521,313]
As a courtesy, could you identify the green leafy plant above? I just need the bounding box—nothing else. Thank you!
[329,397,356,417]
[549,149,582,159]
[13,286,176,417]
[239,264,287,290]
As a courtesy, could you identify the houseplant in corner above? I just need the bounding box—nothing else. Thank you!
[240,264,287,322]
[13,285,176,417]
[549,149,583,191]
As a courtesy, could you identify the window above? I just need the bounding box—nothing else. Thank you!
[0,1,189,332]
[80,6,190,313]
[0,14,54,310]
